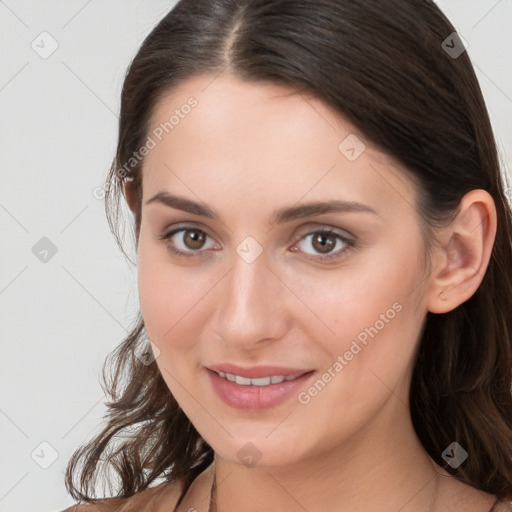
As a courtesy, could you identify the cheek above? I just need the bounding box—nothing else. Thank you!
[136,237,217,355]
[137,249,210,399]
[288,241,425,382]
[289,255,416,343]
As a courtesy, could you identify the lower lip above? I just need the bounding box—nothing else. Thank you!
[206,368,316,411]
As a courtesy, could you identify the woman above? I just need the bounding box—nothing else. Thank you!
[62,0,512,510]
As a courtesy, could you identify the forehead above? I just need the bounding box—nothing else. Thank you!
[141,73,419,222]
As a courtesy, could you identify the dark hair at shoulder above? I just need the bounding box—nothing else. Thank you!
[65,0,512,503]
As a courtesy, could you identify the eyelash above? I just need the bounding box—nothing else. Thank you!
[158,225,356,263]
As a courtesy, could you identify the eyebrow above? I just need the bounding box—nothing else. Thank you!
[145,191,378,224]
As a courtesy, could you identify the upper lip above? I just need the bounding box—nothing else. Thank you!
[207,364,314,379]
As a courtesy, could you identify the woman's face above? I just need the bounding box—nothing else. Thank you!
[135,73,434,467]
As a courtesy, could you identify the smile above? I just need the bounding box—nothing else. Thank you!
[207,368,316,410]
[215,371,302,386]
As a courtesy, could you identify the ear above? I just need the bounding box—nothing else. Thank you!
[425,189,497,314]
[123,179,138,216]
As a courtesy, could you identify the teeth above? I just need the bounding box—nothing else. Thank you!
[217,371,301,386]
[235,375,253,385]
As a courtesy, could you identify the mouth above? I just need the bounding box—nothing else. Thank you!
[206,363,313,380]
[212,370,308,386]
[206,367,316,411]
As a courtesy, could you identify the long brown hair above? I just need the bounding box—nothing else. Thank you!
[65,0,512,502]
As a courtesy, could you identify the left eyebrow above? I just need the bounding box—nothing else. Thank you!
[145,191,378,224]
[270,199,378,224]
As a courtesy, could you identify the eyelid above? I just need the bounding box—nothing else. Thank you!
[295,223,355,240]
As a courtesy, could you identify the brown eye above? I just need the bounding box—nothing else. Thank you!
[158,226,218,258]
[311,232,337,254]
[183,229,206,250]
[292,228,355,263]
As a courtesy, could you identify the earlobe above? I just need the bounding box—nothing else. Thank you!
[426,189,497,314]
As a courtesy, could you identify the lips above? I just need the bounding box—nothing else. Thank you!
[205,365,317,411]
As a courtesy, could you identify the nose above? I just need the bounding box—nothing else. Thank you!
[211,246,291,350]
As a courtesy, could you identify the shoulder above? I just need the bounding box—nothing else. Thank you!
[59,479,185,512]
[60,506,106,512]
[60,505,111,512]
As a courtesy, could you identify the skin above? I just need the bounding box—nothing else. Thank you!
[123,73,498,512]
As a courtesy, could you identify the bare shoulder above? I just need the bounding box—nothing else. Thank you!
[59,498,129,512]
[59,479,185,512]
[60,503,117,512]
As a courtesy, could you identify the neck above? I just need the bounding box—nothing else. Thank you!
[211,399,440,512]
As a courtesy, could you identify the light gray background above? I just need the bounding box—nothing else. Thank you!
[0,1,511,511]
